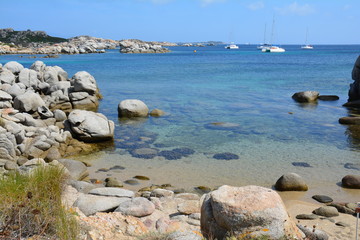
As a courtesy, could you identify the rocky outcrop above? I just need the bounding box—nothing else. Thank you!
[348,55,360,103]
[119,39,170,54]
[200,185,303,240]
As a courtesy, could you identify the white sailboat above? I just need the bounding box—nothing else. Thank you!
[262,16,285,53]
[225,42,239,49]
[301,28,314,50]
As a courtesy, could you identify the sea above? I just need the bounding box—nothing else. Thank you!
[1,44,360,201]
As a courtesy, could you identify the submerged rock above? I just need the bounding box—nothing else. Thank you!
[213,152,239,160]
[342,174,360,189]
[292,162,312,167]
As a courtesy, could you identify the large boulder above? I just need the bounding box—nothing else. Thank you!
[3,61,24,74]
[13,91,46,112]
[67,109,114,142]
[200,185,303,240]
[274,172,308,191]
[118,99,149,118]
[292,91,319,103]
[71,71,97,94]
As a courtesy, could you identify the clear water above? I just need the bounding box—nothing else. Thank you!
[2,45,360,201]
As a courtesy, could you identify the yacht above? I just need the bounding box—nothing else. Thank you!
[225,42,239,49]
[262,46,285,53]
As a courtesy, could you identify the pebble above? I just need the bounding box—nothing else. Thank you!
[312,195,333,203]
[124,179,139,185]
[295,214,319,220]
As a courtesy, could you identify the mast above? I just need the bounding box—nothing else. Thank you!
[263,23,267,44]
[305,27,308,45]
[270,15,275,46]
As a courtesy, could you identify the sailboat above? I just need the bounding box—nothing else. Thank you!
[257,24,271,50]
[225,42,239,49]
[262,16,285,53]
[301,28,314,50]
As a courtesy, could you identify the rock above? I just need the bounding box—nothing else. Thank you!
[80,212,148,239]
[133,175,150,180]
[67,109,114,142]
[165,231,202,240]
[312,195,333,203]
[159,150,184,160]
[342,174,360,189]
[295,214,319,220]
[151,189,174,198]
[313,206,339,217]
[30,61,46,74]
[175,193,200,201]
[329,203,355,215]
[3,61,24,74]
[346,203,357,211]
[58,159,88,180]
[119,39,170,54]
[318,95,339,101]
[177,200,200,215]
[213,152,239,160]
[115,197,155,217]
[150,108,165,117]
[292,162,312,167]
[71,71,97,94]
[4,161,18,170]
[0,134,17,160]
[297,224,329,240]
[105,177,123,188]
[18,68,39,89]
[124,179,139,185]
[69,180,97,193]
[6,84,26,98]
[336,221,350,227]
[339,117,360,125]
[73,194,128,216]
[14,91,46,112]
[201,185,302,240]
[0,69,15,84]
[130,148,158,159]
[37,106,53,119]
[88,187,134,198]
[292,91,319,103]
[118,99,149,118]
[274,172,308,191]
[0,90,13,101]
[348,56,360,102]
[53,109,67,121]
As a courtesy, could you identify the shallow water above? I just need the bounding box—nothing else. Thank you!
[2,45,360,202]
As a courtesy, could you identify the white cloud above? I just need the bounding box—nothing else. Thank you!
[248,1,264,11]
[275,2,315,16]
[199,0,226,7]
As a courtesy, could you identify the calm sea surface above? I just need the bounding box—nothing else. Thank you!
[1,45,360,201]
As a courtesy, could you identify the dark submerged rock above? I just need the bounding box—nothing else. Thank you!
[318,95,339,101]
[339,117,360,125]
[213,152,239,160]
[159,150,183,160]
[292,162,312,168]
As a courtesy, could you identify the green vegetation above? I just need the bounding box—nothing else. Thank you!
[0,165,79,239]
[0,30,67,45]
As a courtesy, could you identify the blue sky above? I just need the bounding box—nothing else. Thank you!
[1,0,358,44]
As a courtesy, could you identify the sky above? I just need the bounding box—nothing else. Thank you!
[1,0,359,44]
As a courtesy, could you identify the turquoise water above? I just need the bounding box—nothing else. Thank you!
[2,45,360,200]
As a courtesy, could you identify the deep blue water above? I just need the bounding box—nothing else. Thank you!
[2,45,360,196]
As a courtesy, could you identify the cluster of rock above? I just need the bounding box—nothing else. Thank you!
[119,39,171,54]
[0,61,114,165]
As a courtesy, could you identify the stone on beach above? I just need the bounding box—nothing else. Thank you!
[274,172,308,191]
[58,158,88,181]
[200,185,303,240]
[312,206,339,217]
[115,197,155,217]
[292,91,319,103]
[88,187,134,198]
[118,99,149,118]
[341,174,360,189]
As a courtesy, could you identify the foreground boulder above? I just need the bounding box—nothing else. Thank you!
[67,109,114,142]
[118,99,149,118]
[292,91,319,103]
[274,172,308,191]
[200,185,302,240]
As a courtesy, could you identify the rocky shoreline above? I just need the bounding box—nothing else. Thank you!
[0,57,360,239]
